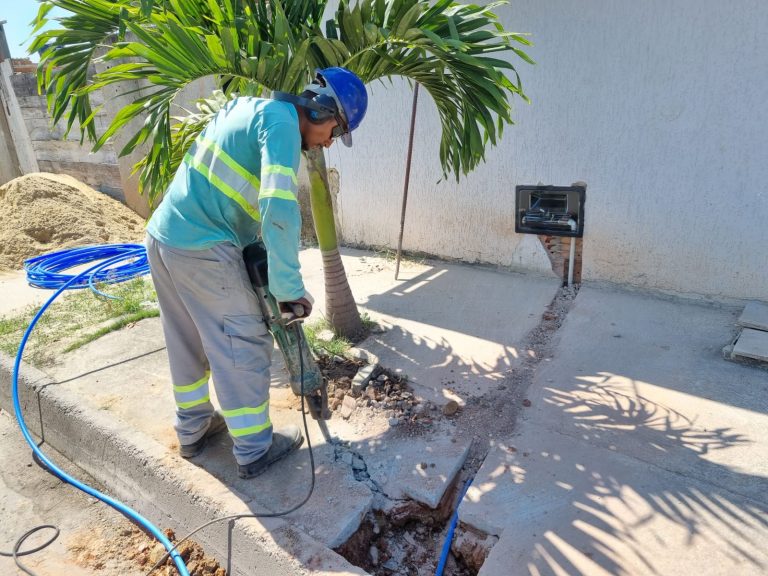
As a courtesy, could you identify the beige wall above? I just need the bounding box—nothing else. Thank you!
[0,101,21,185]
[8,69,123,199]
[1,58,214,212]
[4,2,765,302]
[329,0,768,302]
[0,60,38,181]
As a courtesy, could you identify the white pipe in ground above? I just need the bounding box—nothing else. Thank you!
[567,219,577,287]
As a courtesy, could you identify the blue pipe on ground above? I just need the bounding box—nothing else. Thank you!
[11,244,190,576]
[436,477,473,576]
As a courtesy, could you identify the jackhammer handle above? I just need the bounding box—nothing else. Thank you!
[281,303,306,323]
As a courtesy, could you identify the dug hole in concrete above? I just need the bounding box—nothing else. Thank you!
[0,248,563,575]
[1,322,466,575]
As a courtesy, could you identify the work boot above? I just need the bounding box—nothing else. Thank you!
[237,425,304,479]
[179,411,228,459]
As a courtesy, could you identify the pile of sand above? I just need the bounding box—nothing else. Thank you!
[0,173,145,272]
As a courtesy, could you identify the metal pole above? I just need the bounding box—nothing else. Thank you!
[568,236,576,287]
[395,83,420,280]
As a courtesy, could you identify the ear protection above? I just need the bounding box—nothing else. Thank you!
[306,94,339,124]
[272,91,338,124]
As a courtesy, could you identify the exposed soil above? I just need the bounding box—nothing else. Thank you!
[68,522,225,576]
[0,173,145,272]
[313,353,466,574]
[320,356,424,426]
[1,408,223,576]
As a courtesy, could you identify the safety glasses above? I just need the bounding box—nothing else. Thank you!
[331,114,348,140]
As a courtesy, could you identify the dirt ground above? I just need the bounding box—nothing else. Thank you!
[0,173,145,272]
[0,409,224,576]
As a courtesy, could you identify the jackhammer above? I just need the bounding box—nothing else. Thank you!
[242,242,332,432]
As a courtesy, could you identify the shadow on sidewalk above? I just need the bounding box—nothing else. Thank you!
[474,372,768,576]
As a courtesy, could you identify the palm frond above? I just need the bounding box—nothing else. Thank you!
[332,0,532,180]
[33,0,531,206]
[84,0,322,204]
[30,0,139,142]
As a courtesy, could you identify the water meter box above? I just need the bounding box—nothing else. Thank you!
[515,184,586,237]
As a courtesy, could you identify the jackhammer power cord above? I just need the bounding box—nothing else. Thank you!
[8,244,317,576]
[0,525,60,576]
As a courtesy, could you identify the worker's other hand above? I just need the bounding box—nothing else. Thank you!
[279,292,313,320]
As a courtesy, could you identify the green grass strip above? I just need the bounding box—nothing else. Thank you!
[63,309,160,353]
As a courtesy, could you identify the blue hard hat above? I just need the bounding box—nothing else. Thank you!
[306,67,367,146]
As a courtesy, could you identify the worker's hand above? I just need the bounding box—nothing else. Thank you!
[279,291,313,322]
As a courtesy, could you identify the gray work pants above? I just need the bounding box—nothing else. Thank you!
[145,235,273,465]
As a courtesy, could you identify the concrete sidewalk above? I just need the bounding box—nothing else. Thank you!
[463,287,768,575]
[2,247,767,575]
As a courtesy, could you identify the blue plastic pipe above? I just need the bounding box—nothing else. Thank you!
[436,477,473,576]
[11,245,190,576]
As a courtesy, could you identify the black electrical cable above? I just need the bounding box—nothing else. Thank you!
[146,322,316,575]
[0,525,60,576]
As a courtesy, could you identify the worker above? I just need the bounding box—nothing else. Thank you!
[144,67,368,479]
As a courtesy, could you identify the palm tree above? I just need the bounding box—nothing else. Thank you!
[32,0,532,337]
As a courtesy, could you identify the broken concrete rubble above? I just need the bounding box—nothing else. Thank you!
[341,395,357,419]
[351,363,376,394]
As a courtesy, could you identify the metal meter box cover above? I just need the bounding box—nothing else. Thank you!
[515,184,586,237]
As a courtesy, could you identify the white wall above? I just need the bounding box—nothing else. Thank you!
[329,0,768,301]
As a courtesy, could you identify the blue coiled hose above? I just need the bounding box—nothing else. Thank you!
[24,243,150,298]
[11,244,191,576]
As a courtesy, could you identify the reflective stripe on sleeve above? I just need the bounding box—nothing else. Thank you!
[263,164,298,185]
[259,164,298,202]
[185,138,262,221]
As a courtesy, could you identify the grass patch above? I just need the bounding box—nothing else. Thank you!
[372,246,429,266]
[0,277,158,367]
[303,312,380,357]
[304,318,351,357]
[64,308,159,353]
[360,311,378,333]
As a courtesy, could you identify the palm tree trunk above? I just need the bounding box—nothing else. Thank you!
[303,148,363,338]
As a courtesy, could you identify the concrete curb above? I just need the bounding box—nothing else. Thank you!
[0,352,368,576]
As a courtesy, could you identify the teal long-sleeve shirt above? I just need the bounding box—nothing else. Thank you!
[146,97,305,302]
